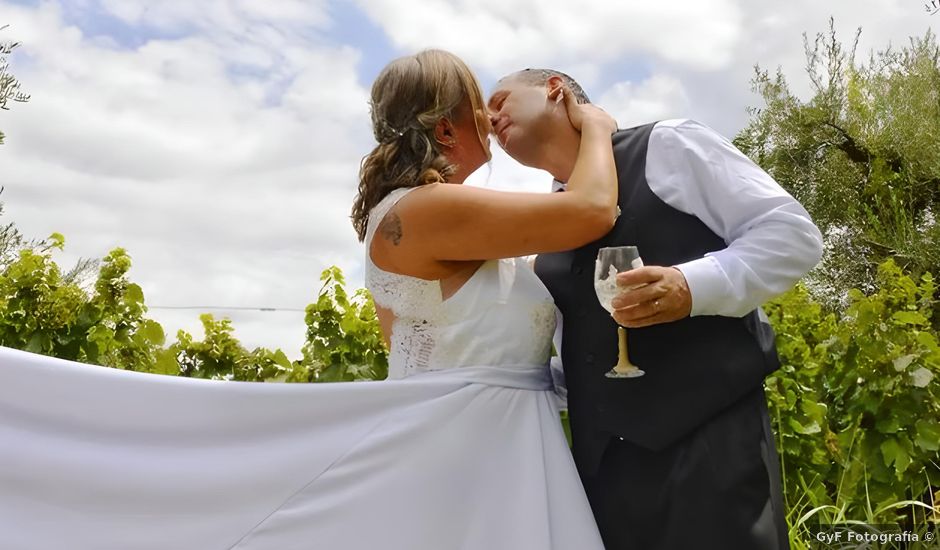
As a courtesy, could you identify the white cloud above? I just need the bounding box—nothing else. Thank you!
[598,75,692,128]
[1,1,369,356]
[561,0,932,138]
[465,143,551,193]
[355,0,744,74]
[98,0,331,34]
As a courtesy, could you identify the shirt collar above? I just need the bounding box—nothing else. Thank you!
[551,179,567,193]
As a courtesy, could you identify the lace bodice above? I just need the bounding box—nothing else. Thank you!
[365,187,557,379]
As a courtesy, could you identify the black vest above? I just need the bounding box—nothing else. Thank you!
[535,123,781,475]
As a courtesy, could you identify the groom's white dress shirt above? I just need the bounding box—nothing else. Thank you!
[549,118,823,363]
[551,118,823,317]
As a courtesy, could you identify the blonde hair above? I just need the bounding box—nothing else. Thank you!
[351,49,489,242]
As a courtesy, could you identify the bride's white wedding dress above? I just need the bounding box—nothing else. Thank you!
[0,187,604,550]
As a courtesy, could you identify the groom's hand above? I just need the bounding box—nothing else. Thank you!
[610,266,692,328]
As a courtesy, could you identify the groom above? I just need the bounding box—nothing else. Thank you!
[488,70,823,550]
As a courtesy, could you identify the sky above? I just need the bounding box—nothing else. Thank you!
[1,0,937,358]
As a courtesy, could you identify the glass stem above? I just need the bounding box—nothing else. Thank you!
[615,326,634,369]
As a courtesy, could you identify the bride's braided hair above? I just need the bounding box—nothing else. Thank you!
[351,49,488,242]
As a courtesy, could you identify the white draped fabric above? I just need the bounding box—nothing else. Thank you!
[0,347,603,549]
[0,186,606,549]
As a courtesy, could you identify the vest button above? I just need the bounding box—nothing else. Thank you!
[572,266,584,275]
[585,353,595,363]
[577,309,587,318]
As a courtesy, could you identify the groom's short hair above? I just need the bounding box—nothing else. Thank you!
[504,69,591,104]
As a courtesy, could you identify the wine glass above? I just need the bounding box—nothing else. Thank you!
[594,246,645,378]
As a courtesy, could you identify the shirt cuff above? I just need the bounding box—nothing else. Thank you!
[674,255,731,317]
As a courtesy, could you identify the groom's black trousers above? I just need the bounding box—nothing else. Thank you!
[579,388,789,550]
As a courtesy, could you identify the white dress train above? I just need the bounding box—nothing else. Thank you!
[0,186,604,550]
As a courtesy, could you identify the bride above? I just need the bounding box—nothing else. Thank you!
[0,49,618,549]
[349,48,619,548]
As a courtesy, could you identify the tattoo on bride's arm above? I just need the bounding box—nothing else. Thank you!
[379,212,403,246]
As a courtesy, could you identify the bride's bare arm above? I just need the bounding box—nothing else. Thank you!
[371,99,617,279]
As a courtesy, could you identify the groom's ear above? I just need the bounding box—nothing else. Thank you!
[546,75,564,97]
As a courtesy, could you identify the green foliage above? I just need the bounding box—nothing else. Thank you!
[171,314,291,381]
[0,193,41,267]
[298,266,388,382]
[169,267,388,383]
[0,24,31,145]
[764,260,940,538]
[736,22,940,539]
[0,238,171,373]
[0,225,389,383]
[736,20,940,308]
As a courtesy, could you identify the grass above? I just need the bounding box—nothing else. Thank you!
[778,418,939,549]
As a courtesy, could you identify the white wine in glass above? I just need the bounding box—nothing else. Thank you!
[594,246,645,378]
